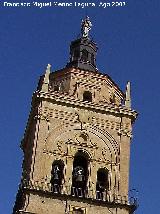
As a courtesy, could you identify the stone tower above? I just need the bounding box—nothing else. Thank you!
[13,17,138,214]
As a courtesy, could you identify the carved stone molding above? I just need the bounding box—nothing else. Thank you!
[66,134,98,150]
[34,106,50,121]
[37,91,138,123]
[91,116,131,133]
[35,106,78,123]
[118,129,133,138]
[43,141,67,156]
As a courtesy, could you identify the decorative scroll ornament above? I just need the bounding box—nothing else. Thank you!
[125,81,131,109]
[66,133,97,150]
[81,16,92,38]
[41,64,51,92]
[44,141,67,156]
[101,148,110,162]
[75,132,98,148]
[118,129,133,138]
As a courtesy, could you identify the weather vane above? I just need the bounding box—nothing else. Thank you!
[81,16,92,38]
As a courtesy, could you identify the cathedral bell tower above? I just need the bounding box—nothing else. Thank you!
[13,17,138,214]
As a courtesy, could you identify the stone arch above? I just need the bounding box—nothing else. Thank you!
[71,150,90,197]
[50,160,64,193]
[81,49,88,62]
[85,124,120,160]
[44,123,119,163]
[96,167,109,200]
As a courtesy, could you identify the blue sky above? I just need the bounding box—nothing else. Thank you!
[0,0,160,213]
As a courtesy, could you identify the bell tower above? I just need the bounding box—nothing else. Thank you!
[13,17,138,214]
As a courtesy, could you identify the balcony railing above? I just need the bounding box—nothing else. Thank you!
[71,186,87,198]
[50,183,62,194]
[21,180,138,207]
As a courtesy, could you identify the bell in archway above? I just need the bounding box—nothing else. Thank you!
[74,166,84,182]
[53,165,60,180]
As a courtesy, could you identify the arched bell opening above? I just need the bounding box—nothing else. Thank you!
[91,53,95,65]
[96,168,109,200]
[73,49,80,61]
[51,160,64,193]
[71,150,89,198]
[81,49,88,62]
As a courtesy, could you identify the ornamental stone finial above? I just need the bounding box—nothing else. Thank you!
[41,64,51,92]
[125,81,131,109]
[81,16,92,38]
[46,64,51,73]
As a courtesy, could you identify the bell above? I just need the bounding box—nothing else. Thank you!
[74,167,84,182]
[97,182,105,192]
[53,165,60,180]
[76,174,83,182]
[53,173,59,180]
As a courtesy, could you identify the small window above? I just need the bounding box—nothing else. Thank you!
[81,49,88,62]
[83,91,92,102]
[73,49,80,60]
[91,53,95,65]
[72,208,84,214]
[54,85,59,91]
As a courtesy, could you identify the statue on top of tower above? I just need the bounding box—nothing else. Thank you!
[81,16,92,38]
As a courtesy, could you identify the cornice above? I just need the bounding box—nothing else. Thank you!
[34,91,138,122]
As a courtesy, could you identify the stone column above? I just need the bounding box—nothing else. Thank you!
[119,117,132,199]
[88,161,97,199]
[63,155,74,195]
